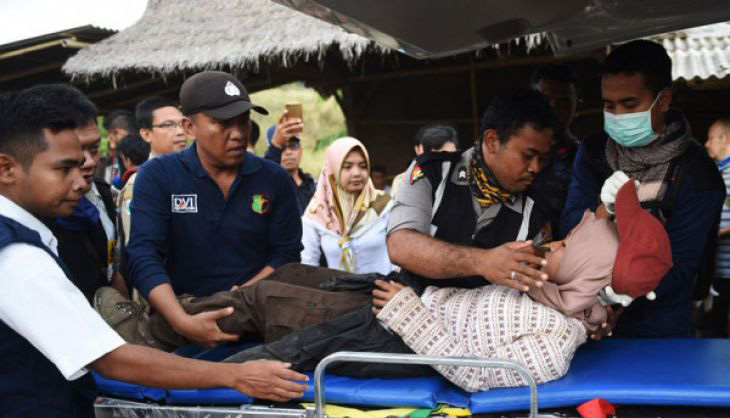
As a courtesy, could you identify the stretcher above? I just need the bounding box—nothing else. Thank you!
[93,339,730,417]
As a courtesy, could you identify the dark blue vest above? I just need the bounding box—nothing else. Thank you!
[0,214,96,418]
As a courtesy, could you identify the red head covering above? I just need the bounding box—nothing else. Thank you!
[611,181,673,298]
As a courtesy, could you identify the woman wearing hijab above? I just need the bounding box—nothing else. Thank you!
[301,137,394,274]
[371,181,671,392]
[227,182,671,392]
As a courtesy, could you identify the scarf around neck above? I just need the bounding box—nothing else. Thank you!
[605,109,692,202]
[468,144,513,208]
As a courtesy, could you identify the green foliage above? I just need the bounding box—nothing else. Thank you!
[250,83,348,177]
[314,130,348,152]
[97,115,110,157]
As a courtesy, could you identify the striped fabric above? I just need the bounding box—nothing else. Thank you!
[716,160,730,278]
[377,286,586,392]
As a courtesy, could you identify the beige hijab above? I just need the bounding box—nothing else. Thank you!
[528,211,619,331]
[304,137,390,271]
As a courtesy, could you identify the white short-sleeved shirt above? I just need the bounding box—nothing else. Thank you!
[0,195,125,380]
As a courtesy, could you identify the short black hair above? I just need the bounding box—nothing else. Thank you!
[117,134,150,166]
[0,84,96,167]
[371,164,386,174]
[250,121,260,147]
[135,97,178,130]
[530,63,577,89]
[602,40,672,96]
[104,110,137,133]
[480,88,556,144]
[415,124,460,151]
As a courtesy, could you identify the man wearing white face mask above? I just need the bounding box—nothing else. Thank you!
[561,40,725,339]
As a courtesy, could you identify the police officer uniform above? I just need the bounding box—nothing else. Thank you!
[390,147,553,290]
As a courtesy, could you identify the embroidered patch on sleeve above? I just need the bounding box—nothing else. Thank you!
[410,165,424,184]
[172,194,198,213]
[251,194,271,214]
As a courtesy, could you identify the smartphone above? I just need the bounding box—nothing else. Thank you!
[285,103,303,121]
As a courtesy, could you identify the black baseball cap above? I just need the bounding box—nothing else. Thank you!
[179,71,268,119]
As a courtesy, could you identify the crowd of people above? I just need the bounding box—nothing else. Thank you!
[0,38,728,416]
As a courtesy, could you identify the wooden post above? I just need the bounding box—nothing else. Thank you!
[334,82,357,137]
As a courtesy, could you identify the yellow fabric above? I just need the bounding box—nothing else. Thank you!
[300,403,417,418]
[469,153,512,208]
[439,407,472,416]
[333,179,367,272]
[298,403,472,418]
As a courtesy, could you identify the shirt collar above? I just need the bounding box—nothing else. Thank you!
[0,194,58,255]
[180,143,262,179]
[458,148,525,213]
[85,181,100,204]
[718,155,730,171]
[504,194,523,213]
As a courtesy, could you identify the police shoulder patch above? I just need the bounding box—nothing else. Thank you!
[410,164,424,184]
[251,194,271,214]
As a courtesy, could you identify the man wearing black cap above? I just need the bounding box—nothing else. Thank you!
[123,71,303,347]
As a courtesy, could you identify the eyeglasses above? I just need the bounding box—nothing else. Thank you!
[284,142,301,150]
[151,121,183,130]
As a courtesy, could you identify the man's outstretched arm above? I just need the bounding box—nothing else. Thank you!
[387,229,547,291]
[92,344,308,402]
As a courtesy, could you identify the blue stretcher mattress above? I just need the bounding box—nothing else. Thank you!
[93,339,730,413]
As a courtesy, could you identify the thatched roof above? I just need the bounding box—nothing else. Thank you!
[62,0,380,81]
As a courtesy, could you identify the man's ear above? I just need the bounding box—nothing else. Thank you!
[0,154,20,186]
[657,87,673,113]
[139,128,153,144]
[182,117,195,137]
[482,129,500,156]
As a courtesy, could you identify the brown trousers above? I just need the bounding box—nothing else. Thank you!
[147,263,371,349]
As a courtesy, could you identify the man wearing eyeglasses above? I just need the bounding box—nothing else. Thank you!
[115,98,189,250]
[265,113,316,214]
[137,97,189,158]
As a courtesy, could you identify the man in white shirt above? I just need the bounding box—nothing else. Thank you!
[0,85,307,417]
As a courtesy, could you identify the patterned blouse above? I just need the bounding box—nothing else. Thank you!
[377,285,587,392]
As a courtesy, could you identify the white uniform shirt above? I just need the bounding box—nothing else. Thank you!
[86,182,116,280]
[0,195,125,380]
[301,203,395,275]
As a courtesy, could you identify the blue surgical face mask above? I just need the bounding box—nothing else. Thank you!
[603,94,661,148]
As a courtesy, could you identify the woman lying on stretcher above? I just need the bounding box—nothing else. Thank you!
[367,180,672,392]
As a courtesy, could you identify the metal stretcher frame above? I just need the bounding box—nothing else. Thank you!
[94,351,542,418]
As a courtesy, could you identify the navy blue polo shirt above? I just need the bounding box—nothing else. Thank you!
[126,144,303,298]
